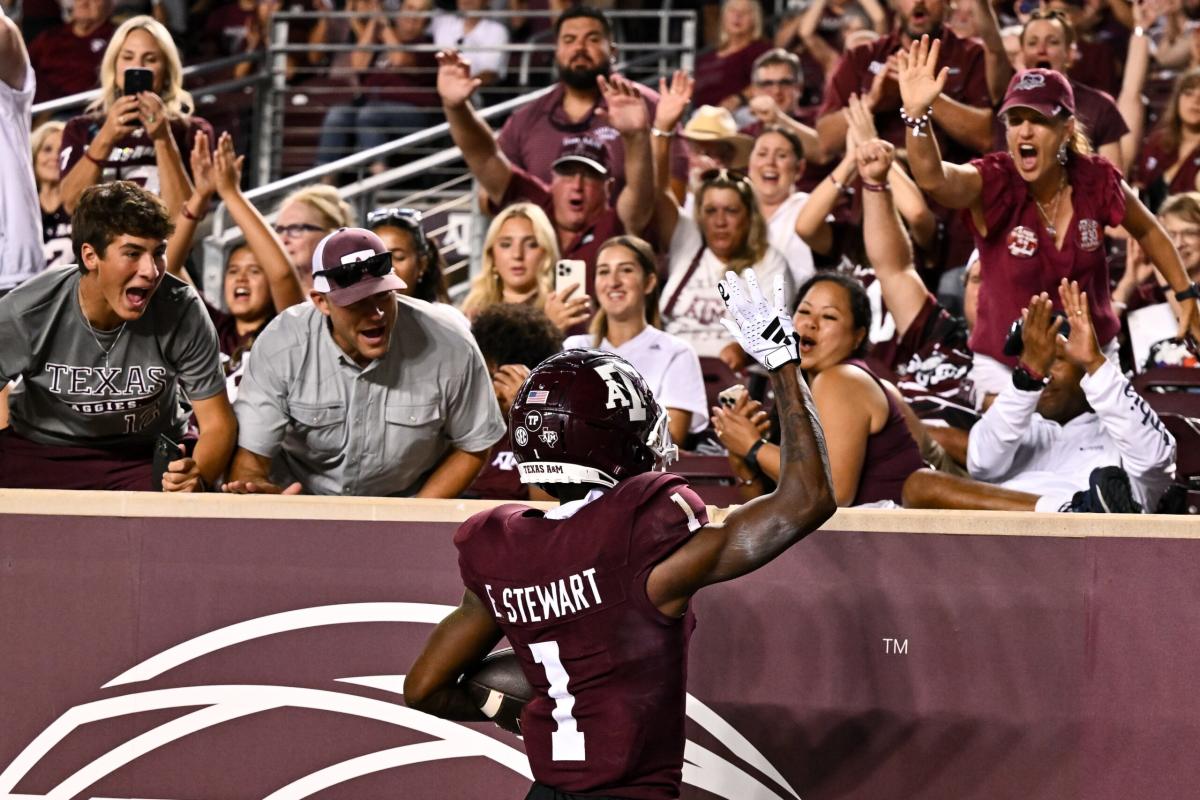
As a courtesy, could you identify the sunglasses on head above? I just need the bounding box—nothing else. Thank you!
[366,207,424,229]
[700,167,752,187]
[314,250,393,288]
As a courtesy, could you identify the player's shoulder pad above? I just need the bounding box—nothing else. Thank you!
[454,503,530,550]
[621,471,708,534]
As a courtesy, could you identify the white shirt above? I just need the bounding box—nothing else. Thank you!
[660,210,792,358]
[765,192,817,291]
[966,360,1177,511]
[430,14,509,80]
[0,62,45,291]
[564,326,709,433]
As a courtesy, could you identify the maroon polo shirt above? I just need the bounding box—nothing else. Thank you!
[1134,129,1200,197]
[990,78,1126,153]
[27,22,115,104]
[693,39,773,108]
[497,82,688,203]
[964,151,1125,365]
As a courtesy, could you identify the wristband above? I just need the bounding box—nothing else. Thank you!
[1133,25,1146,37]
[743,437,768,473]
[1012,364,1049,392]
[181,203,207,222]
[651,127,674,139]
[1174,281,1200,302]
[861,180,889,193]
[83,148,105,167]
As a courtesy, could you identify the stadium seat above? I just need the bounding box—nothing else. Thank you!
[672,453,744,507]
[698,356,742,413]
[1161,413,1200,483]
[1132,368,1200,417]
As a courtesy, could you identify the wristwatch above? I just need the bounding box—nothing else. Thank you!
[1174,282,1200,302]
[1012,364,1049,392]
[743,438,768,473]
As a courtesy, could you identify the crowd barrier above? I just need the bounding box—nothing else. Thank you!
[1,491,1197,800]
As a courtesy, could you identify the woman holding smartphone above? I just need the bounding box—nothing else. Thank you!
[58,15,211,219]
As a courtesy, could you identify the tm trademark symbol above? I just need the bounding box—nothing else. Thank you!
[882,637,908,655]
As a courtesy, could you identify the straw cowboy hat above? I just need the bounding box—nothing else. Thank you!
[680,105,754,168]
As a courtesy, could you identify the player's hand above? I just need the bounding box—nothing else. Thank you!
[436,49,482,109]
[1058,278,1106,373]
[718,271,799,371]
[1019,292,1063,377]
[221,479,303,495]
[544,284,591,331]
[654,69,693,131]
[492,364,530,416]
[896,35,948,118]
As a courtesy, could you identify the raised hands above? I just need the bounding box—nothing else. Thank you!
[855,137,895,185]
[189,130,217,198]
[1018,292,1063,376]
[212,130,245,198]
[436,49,482,108]
[598,73,648,135]
[1058,279,1107,373]
[844,92,878,151]
[717,271,799,371]
[654,69,693,132]
[864,53,900,112]
[896,35,949,118]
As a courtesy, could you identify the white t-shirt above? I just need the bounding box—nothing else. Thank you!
[659,210,792,358]
[766,192,817,291]
[430,15,510,80]
[564,326,709,433]
[0,62,45,291]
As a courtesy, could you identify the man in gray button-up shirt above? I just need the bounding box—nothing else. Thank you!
[224,228,505,497]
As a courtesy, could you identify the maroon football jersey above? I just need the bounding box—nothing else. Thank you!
[455,471,709,799]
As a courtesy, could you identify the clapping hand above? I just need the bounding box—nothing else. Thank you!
[654,69,693,132]
[189,130,217,199]
[1057,279,1107,374]
[436,49,481,108]
[492,364,530,417]
[1018,292,1063,376]
[845,92,879,151]
[212,131,245,199]
[717,271,799,371]
[896,35,948,119]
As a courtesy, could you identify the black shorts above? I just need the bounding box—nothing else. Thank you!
[525,783,641,800]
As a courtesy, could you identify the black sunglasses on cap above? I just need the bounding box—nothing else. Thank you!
[313,250,393,288]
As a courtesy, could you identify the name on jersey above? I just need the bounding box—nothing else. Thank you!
[483,568,603,624]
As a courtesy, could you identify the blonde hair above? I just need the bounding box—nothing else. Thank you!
[89,16,194,116]
[718,0,764,49]
[277,184,354,230]
[30,120,65,186]
[461,203,558,319]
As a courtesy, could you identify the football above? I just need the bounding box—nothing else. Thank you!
[461,648,532,735]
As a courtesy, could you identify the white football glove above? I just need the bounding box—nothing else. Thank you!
[717,270,799,371]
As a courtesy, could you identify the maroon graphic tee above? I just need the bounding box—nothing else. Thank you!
[456,471,708,799]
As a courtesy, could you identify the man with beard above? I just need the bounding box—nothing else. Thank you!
[495,6,687,202]
[815,0,993,274]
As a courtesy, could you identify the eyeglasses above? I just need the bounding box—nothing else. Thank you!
[366,207,423,229]
[273,223,326,239]
[754,78,798,89]
[313,251,393,288]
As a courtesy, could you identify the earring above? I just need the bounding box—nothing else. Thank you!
[1057,143,1068,166]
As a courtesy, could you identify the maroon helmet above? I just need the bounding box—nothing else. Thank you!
[509,349,677,491]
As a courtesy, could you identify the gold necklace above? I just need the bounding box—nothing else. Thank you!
[1034,172,1067,239]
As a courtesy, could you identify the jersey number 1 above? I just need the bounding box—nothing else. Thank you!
[529,640,585,761]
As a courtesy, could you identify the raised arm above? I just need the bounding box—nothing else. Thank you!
[60,96,141,213]
[140,93,194,219]
[437,49,512,205]
[212,132,304,311]
[603,74,654,236]
[0,5,28,90]
[972,0,1015,104]
[858,138,928,336]
[647,273,835,617]
[1122,181,1200,339]
[652,70,693,245]
[798,0,842,73]
[165,130,216,285]
[1115,6,1153,174]
[897,36,985,209]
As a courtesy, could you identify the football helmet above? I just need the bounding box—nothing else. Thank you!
[509,349,677,491]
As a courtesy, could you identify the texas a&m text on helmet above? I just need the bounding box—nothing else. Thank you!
[508,349,677,491]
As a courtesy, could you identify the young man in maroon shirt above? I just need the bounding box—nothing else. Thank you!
[26,0,114,104]
[438,50,654,299]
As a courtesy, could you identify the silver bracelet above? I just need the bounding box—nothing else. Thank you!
[651,127,674,139]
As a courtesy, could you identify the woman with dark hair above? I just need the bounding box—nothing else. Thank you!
[714,272,924,506]
[562,235,707,446]
[365,206,451,304]
[1135,67,1200,207]
[899,39,1200,405]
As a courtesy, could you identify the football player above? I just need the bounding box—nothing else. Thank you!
[404,272,835,799]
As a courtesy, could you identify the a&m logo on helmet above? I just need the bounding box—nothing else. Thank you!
[594,362,647,421]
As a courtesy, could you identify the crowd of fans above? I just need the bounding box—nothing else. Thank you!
[1,0,1198,514]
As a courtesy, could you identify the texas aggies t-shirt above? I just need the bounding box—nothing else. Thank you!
[59,113,214,198]
[0,266,225,448]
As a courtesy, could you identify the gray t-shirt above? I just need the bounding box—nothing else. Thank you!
[0,265,226,447]
[234,295,506,496]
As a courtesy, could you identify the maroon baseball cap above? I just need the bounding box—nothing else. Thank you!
[311,227,406,306]
[998,68,1075,119]
[551,135,609,176]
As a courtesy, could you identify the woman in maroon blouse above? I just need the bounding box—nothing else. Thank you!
[1135,67,1200,209]
[714,273,925,507]
[899,40,1200,403]
[692,0,772,110]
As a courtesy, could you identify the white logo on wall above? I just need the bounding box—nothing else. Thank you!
[594,363,647,421]
[0,603,802,800]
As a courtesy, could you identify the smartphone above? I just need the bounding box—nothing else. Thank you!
[717,384,747,408]
[555,259,586,296]
[151,433,180,492]
[123,67,154,96]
